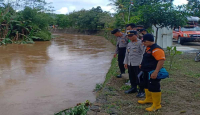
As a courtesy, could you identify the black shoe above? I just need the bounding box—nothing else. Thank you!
[136,92,145,98]
[124,88,137,94]
[116,74,122,78]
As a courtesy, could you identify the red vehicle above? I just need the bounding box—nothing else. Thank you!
[173,26,200,45]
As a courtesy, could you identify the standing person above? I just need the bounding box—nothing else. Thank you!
[126,23,136,44]
[138,34,166,111]
[124,31,145,97]
[140,29,148,35]
[125,23,140,84]
[111,29,128,78]
[126,23,137,32]
[138,29,148,39]
[136,25,144,30]
[124,23,136,85]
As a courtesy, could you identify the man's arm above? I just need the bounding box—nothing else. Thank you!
[124,49,128,69]
[139,42,146,54]
[125,36,129,42]
[150,60,165,79]
[150,48,166,79]
[114,38,119,57]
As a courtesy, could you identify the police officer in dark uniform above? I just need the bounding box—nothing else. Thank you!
[111,29,128,78]
[138,34,166,112]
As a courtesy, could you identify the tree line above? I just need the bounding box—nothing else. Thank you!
[54,0,200,32]
[0,0,200,45]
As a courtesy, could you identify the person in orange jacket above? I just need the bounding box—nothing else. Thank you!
[138,34,166,112]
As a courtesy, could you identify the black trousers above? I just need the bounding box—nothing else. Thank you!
[143,71,161,92]
[128,66,144,92]
[118,47,126,74]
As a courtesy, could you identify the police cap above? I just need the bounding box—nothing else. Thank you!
[111,29,120,34]
[127,30,137,35]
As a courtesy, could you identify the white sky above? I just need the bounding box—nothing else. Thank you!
[45,0,188,14]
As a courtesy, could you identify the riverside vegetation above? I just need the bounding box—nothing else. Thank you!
[0,0,54,44]
[2,0,199,45]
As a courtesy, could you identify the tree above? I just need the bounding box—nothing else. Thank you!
[66,6,111,31]
[187,0,200,17]
[138,3,189,42]
[108,0,175,28]
[56,14,69,29]
[109,0,130,25]
[133,0,174,6]
[99,12,114,29]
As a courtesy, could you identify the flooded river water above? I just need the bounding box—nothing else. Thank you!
[0,34,115,115]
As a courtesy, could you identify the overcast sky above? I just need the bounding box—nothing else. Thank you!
[45,0,188,14]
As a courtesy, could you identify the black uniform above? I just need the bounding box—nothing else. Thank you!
[141,44,164,92]
[115,33,128,74]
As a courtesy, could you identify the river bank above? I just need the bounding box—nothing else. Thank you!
[87,53,200,115]
[52,32,200,115]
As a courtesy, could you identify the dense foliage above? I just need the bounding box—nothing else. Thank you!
[0,0,196,45]
[187,0,200,17]
[0,0,53,45]
[53,0,190,33]
[108,0,190,42]
[54,6,114,32]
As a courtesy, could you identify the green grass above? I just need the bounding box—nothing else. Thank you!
[96,53,200,114]
[108,86,116,91]
[161,78,175,83]
[54,100,90,115]
[120,85,131,91]
[134,105,147,109]
[103,104,117,109]
[103,104,121,114]
[185,72,200,78]
[165,54,200,79]
[103,58,118,86]
[194,92,200,99]
[104,91,117,96]
[94,83,103,91]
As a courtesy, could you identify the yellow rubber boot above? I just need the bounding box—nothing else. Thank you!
[138,89,153,104]
[145,92,162,112]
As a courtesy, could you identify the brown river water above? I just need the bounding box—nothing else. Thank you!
[0,34,115,115]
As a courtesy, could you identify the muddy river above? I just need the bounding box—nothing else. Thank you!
[0,34,115,115]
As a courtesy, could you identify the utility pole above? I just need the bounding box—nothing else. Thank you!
[128,0,133,23]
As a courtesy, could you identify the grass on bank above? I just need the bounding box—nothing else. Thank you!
[96,53,200,115]
[54,100,91,115]
[103,58,119,86]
